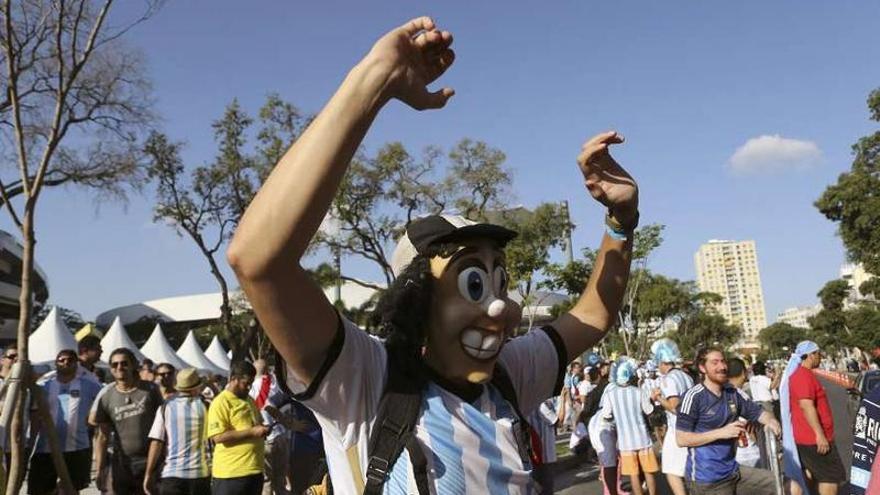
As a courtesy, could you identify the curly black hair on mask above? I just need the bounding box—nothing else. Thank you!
[371,253,435,384]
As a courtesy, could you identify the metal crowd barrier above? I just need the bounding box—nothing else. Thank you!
[764,424,784,495]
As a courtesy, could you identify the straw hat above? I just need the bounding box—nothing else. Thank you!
[175,368,203,392]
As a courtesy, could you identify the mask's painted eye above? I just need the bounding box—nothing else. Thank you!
[494,266,508,295]
[458,267,489,303]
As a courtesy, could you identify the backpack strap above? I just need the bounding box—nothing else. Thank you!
[364,353,425,495]
[491,363,539,468]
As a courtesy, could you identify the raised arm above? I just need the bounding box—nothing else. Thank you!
[227,17,455,383]
[552,132,639,362]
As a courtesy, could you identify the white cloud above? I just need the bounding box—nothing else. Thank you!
[727,135,822,174]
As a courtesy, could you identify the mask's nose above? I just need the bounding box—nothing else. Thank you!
[485,298,507,319]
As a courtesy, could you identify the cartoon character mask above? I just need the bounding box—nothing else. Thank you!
[391,215,520,385]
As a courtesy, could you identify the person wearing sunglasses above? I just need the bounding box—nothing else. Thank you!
[91,348,163,495]
[28,349,103,495]
[155,363,177,400]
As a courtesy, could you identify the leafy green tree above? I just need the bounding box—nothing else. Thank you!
[807,279,850,352]
[815,87,880,296]
[845,303,880,351]
[499,204,572,327]
[758,322,809,359]
[670,311,742,360]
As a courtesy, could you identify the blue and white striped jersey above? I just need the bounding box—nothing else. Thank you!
[287,318,565,495]
[34,376,102,453]
[602,384,653,452]
[659,368,694,432]
[148,395,210,479]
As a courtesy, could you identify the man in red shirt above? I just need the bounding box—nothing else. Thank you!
[788,342,846,495]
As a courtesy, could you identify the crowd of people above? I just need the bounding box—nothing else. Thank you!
[0,338,326,495]
[549,337,867,495]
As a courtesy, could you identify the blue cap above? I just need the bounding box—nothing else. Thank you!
[651,338,682,364]
[585,352,603,367]
[615,358,638,386]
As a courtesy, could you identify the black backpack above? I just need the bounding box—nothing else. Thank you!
[363,349,538,495]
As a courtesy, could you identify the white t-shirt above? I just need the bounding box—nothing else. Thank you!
[286,318,564,495]
[748,375,776,402]
[577,380,596,398]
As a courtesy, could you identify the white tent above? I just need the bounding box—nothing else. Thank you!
[100,316,146,363]
[28,307,78,364]
[139,323,191,370]
[177,332,226,376]
[205,336,231,371]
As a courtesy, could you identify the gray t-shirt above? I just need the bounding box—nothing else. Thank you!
[94,381,162,460]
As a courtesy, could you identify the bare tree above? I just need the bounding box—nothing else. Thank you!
[0,1,160,491]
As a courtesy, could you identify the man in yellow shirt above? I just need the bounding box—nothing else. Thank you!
[207,361,270,494]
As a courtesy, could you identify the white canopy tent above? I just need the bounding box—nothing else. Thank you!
[205,336,231,371]
[100,316,146,363]
[177,332,226,376]
[28,307,77,365]
[139,324,191,370]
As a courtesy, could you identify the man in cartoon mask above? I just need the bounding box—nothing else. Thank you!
[229,16,639,494]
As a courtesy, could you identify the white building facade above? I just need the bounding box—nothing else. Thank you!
[694,239,768,347]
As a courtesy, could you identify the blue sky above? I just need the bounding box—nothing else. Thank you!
[12,1,880,324]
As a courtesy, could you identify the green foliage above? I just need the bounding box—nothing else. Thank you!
[758,322,809,359]
[845,303,880,350]
[145,95,305,360]
[501,204,572,295]
[32,305,86,332]
[321,138,514,287]
[670,311,742,360]
[446,139,512,221]
[634,274,695,327]
[807,279,851,352]
[632,224,665,262]
[815,86,880,281]
[543,248,596,297]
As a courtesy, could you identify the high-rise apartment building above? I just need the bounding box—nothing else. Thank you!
[694,240,768,346]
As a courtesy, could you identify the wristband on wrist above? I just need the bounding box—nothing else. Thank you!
[605,209,639,241]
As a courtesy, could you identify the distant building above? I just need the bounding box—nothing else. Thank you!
[694,239,768,347]
[0,230,50,342]
[776,304,821,329]
[841,262,875,309]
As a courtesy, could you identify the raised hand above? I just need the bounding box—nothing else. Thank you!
[364,16,455,110]
[577,131,639,227]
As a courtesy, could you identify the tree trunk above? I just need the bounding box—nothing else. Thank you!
[5,391,25,493]
[6,207,35,494]
[30,383,75,494]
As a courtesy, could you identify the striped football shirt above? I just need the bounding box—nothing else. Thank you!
[602,384,654,452]
[286,318,565,495]
[34,375,102,453]
[659,368,694,431]
[148,394,210,479]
